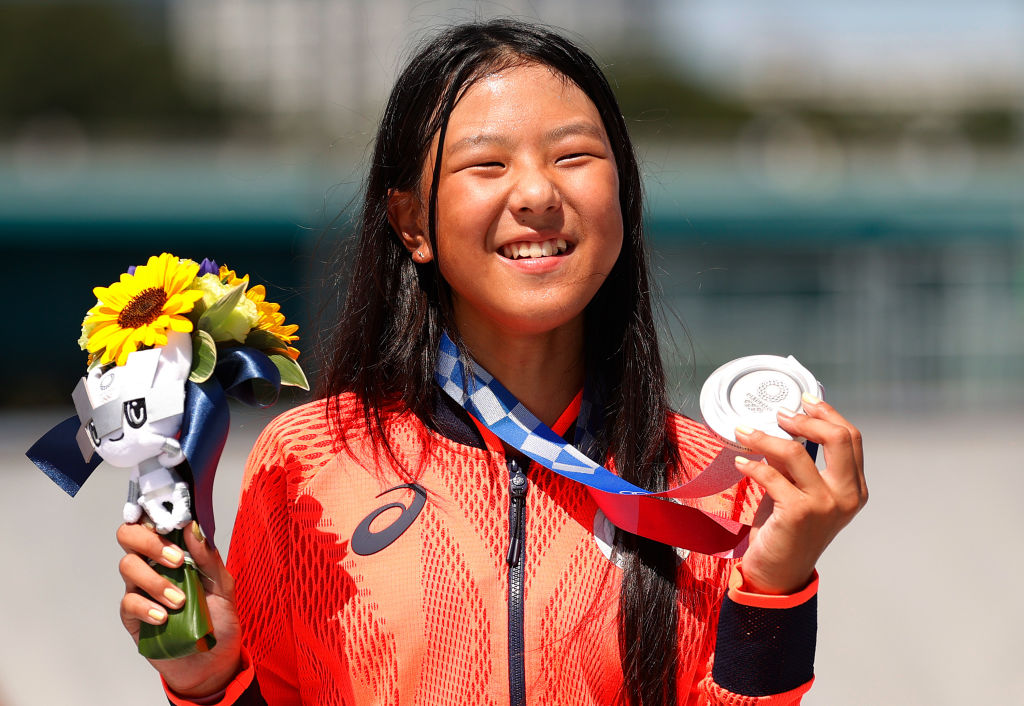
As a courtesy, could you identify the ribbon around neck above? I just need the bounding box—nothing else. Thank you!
[26,346,281,550]
[434,332,756,557]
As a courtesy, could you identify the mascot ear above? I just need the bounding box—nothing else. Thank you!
[121,346,163,392]
[72,377,94,426]
[76,423,96,462]
[71,378,97,461]
[154,330,193,385]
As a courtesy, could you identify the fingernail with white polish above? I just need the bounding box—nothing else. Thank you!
[148,608,166,623]
[802,392,821,406]
[777,406,797,419]
[164,587,185,606]
[735,425,755,436]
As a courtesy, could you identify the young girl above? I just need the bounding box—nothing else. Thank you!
[117,19,866,705]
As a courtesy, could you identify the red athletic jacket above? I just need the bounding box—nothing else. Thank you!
[166,393,817,705]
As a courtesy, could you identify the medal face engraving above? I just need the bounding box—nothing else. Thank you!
[701,355,820,446]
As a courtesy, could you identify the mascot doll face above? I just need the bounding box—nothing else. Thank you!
[75,331,192,467]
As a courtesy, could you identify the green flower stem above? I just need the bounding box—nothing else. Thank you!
[137,528,216,660]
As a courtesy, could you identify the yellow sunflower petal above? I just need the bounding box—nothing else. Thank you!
[131,328,151,348]
[115,342,138,367]
[84,310,118,325]
[86,322,120,351]
[246,284,267,303]
[92,285,125,307]
[167,316,194,333]
[164,290,204,315]
[103,327,135,364]
[169,259,199,293]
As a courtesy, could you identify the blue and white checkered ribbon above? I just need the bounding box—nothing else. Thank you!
[436,332,760,556]
[436,332,645,494]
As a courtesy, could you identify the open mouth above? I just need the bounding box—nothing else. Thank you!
[500,238,570,260]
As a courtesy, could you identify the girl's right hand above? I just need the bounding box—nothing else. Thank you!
[117,521,244,699]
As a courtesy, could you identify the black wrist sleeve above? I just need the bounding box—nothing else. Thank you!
[711,592,817,696]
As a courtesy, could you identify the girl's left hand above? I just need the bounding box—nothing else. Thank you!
[732,394,867,595]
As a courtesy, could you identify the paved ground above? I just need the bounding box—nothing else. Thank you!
[2,404,1022,705]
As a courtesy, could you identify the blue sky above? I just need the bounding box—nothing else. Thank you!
[656,0,1024,106]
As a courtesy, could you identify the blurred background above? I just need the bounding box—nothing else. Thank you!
[2,1,1022,704]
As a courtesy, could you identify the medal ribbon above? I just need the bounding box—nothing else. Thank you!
[435,332,754,557]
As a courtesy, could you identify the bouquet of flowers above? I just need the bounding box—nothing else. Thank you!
[28,253,307,659]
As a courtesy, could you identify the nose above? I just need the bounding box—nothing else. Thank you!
[508,164,561,216]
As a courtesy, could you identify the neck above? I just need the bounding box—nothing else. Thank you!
[454,316,585,429]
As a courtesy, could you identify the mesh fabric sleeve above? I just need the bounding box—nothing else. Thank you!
[698,563,817,705]
[162,411,302,705]
[226,413,301,702]
[163,648,263,706]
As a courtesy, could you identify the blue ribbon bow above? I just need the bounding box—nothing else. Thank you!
[26,347,281,549]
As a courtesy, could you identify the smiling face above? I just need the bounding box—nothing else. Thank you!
[399,62,624,342]
[79,332,192,468]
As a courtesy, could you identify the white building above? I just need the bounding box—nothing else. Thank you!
[169,0,654,137]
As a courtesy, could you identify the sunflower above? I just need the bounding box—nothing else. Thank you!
[246,284,301,360]
[82,253,204,367]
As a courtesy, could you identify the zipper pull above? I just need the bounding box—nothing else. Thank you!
[506,458,527,566]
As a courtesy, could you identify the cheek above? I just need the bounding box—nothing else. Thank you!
[435,182,506,252]
[586,195,624,265]
[568,165,622,236]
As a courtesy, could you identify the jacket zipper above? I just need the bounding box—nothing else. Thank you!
[506,457,527,706]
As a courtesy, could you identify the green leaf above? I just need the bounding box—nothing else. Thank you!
[197,283,245,336]
[188,329,217,383]
[244,328,285,352]
[189,294,208,322]
[271,353,310,390]
[137,529,216,660]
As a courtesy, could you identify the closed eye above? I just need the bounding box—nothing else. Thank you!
[556,153,591,163]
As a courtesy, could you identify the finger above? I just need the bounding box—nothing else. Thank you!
[797,396,867,500]
[800,394,864,471]
[182,521,234,599]
[734,456,801,506]
[735,425,824,491]
[118,553,187,611]
[121,590,170,628]
[774,409,862,497]
[116,523,185,569]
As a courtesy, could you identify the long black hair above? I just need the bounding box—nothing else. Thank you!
[318,19,681,705]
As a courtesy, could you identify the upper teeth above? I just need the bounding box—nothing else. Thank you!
[502,238,568,260]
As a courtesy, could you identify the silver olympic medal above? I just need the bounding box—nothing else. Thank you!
[699,355,821,446]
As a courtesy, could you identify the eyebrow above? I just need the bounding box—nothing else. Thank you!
[543,121,605,143]
[446,121,605,155]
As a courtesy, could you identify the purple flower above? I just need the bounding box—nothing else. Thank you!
[127,265,136,275]
[198,258,219,276]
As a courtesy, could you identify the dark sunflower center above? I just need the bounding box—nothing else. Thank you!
[117,287,168,328]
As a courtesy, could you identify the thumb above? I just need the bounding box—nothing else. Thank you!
[182,521,234,599]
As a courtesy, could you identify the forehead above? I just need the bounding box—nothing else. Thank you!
[443,62,606,142]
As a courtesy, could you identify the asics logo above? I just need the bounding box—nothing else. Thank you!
[351,484,426,556]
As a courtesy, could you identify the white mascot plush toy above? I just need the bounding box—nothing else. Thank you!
[72,330,193,534]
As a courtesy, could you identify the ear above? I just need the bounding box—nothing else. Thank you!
[387,189,433,264]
